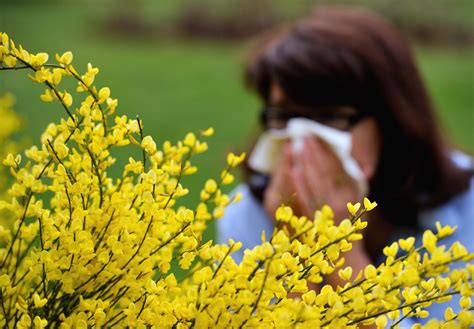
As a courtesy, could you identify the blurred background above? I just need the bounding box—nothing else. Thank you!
[1,0,473,241]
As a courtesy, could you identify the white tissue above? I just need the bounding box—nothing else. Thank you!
[248,118,368,195]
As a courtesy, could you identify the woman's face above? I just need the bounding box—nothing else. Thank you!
[267,83,382,180]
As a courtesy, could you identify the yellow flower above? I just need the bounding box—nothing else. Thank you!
[179,252,195,269]
[226,152,245,167]
[213,206,225,219]
[183,132,196,147]
[302,290,316,305]
[458,310,474,327]
[422,230,437,253]
[33,293,48,308]
[346,202,360,216]
[61,92,73,107]
[51,68,63,85]
[399,237,415,251]
[220,171,234,185]
[338,266,353,281]
[383,242,398,258]
[29,52,49,69]
[3,55,17,67]
[33,317,48,329]
[53,135,69,159]
[375,315,387,328]
[421,278,435,291]
[33,67,51,83]
[55,51,73,65]
[435,221,457,238]
[459,296,471,309]
[444,307,456,321]
[1,32,472,329]
[363,197,377,211]
[364,264,377,280]
[94,308,106,325]
[232,192,242,203]
[98,87,110,103]
[3,153,16,167]
[177,209,194,223]
[201,127,214,137]
[40,89,55,102]
[204,179,217,194]
[0,274,11,287]
[436,277,451,292]
[298,244,311,259]
[141,135,157,154]
[193,267,213,284]
[98,251,110,264]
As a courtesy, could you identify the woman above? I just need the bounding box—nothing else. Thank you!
[217,7,473,323]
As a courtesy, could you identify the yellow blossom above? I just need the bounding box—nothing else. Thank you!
[226,152,245,167]
[383,242,399,258]
[276,206,293,222]
[220,171,234,185]
[444,307,456,321]
[33,317,48,329]
[204,179,217,194]
[423,230,438,253]
[56,51,73,65]
[0,32,472,329]
[363,197,377,210]
[375,315,387,328]
[399,237,415,251]
[435,221,457,238]
[338,266,353,281]
[459,296,471,309]
[201,127,214,137]
[0,274,11,287]
[346,202,360,216]
[183,132,196,147]
[33,293,48,308]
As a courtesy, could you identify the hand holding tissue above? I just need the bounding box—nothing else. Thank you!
[248,118,368,196]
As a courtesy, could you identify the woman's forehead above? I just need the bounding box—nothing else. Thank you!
[269,83,358,114]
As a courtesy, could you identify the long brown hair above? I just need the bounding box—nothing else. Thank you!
[244,7,473,227]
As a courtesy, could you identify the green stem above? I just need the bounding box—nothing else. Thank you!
[86,146,104,208]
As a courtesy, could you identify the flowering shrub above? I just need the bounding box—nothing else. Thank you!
[0,32,473,328]
[0,93,21,194]
[0,93,22,229]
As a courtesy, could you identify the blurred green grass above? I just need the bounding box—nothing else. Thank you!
[1,2,473,241]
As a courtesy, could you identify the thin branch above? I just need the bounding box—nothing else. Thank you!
[86,146,104,208]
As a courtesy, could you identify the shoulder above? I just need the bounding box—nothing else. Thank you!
[418,175,474,250]
[414,178,473,323]
[419,150,474,230]
[450,149,474,170]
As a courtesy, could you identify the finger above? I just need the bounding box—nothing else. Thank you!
[269,142,290,178]
[288,164,313,216]
[307,137,356,195]
[271,143,293,190]
[298,139,327,199]
[306,136,345,177]
[306,137,363,213]
[264,143,294,214]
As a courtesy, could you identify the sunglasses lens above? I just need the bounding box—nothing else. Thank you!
[259,106,367,131]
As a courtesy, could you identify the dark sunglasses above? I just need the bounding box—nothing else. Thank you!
[259,106,368,131]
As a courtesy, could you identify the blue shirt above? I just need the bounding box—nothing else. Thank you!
[217,154,473,324]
